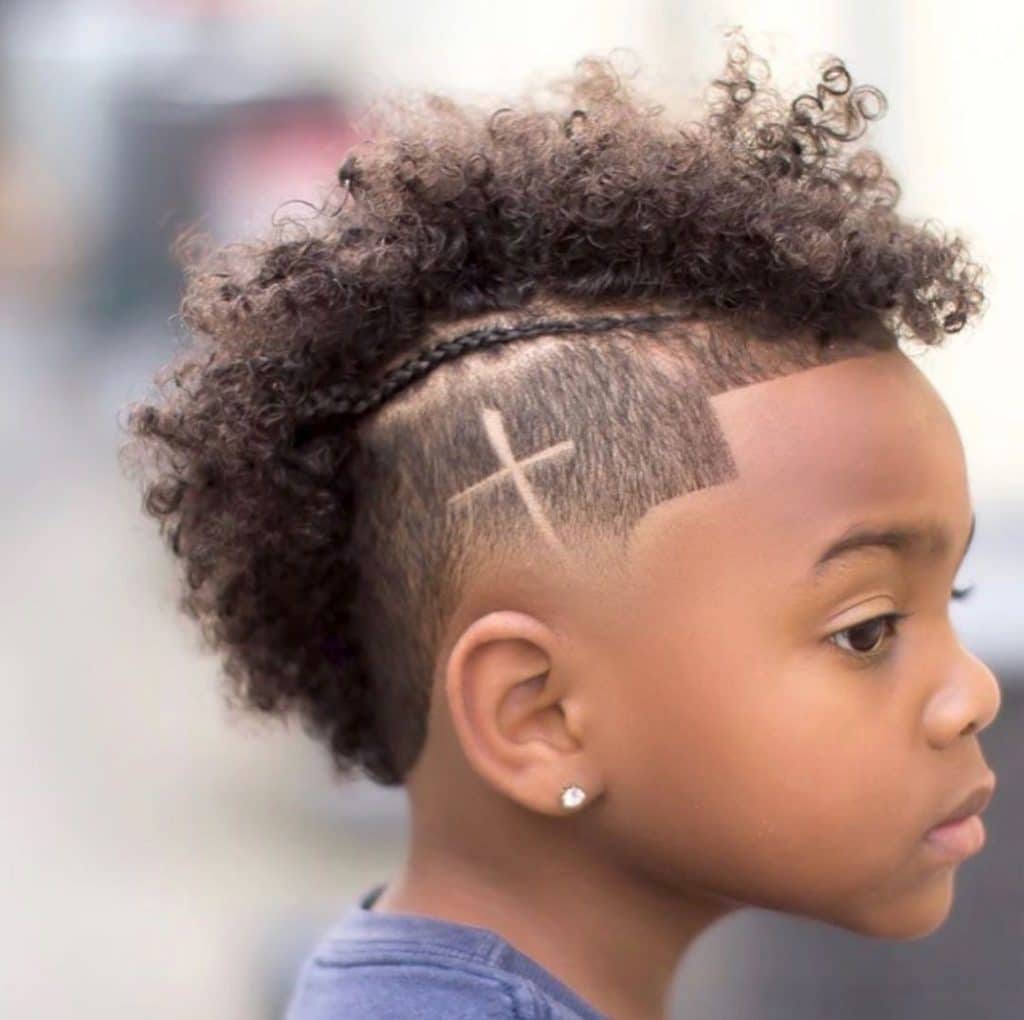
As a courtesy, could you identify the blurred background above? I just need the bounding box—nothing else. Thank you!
[2,1,1020,1017]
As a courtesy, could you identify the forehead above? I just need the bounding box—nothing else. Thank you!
[623,348,969,586]
[713,348,966,528]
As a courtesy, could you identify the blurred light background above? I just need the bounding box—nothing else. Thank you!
[2,1,1020,1017]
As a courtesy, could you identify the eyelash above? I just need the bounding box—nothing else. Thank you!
[828,584,976,662]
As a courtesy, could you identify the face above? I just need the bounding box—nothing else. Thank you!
[580,347,1001,938]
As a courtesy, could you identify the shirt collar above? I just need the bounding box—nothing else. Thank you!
[316,882,607,1019]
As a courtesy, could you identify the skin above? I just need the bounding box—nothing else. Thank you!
[372,344,1002,1020]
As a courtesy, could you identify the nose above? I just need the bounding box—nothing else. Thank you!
[923,643,1002,748]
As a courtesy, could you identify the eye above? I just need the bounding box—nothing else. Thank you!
[828,584,975,663]
[828,613,908,660]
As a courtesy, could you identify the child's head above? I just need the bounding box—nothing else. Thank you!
[121,38,999,942]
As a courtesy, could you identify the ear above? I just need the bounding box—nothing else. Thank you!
[443,610,600,816]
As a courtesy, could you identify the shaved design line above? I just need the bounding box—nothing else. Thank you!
[448,407,575,554]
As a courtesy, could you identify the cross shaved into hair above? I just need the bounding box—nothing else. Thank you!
[448,407,575,556]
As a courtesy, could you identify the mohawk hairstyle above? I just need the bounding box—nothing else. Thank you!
[119,37,985,786]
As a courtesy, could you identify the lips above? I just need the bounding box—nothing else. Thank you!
[931,778,996,830]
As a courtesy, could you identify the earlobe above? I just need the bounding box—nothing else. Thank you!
[444,610,597,815]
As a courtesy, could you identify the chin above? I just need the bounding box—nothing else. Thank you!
[833,870,957,941]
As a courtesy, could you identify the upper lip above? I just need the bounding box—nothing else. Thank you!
[931,778,996,829]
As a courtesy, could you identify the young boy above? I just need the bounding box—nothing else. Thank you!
[120,36,1001,1020]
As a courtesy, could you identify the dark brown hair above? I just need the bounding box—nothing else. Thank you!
[118,38,985,786]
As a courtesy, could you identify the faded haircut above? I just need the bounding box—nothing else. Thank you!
[118,38,985,786]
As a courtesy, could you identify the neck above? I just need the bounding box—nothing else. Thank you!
[372,788,739,1020]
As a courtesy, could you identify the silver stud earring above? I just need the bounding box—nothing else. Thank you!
[560,783,587,811]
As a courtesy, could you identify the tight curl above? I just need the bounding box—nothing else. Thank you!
[119,39,985,786]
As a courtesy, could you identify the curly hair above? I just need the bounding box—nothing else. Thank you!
[118,37,985,787]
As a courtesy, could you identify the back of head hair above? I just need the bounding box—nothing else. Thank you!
[118,37,984,786]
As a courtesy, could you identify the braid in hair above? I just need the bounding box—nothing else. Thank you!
[289,312,689,449]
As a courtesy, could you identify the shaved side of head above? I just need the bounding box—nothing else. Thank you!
[349,303,896,774]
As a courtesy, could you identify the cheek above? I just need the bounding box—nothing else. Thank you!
[592,621,918,912]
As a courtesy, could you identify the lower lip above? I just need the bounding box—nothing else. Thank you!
[923,814,986,862]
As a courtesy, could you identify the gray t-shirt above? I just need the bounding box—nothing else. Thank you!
[284,882,609,1019]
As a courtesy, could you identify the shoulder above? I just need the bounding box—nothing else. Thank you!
[284,950,548,1020]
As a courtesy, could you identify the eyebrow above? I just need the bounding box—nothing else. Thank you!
[812,511,976,579]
